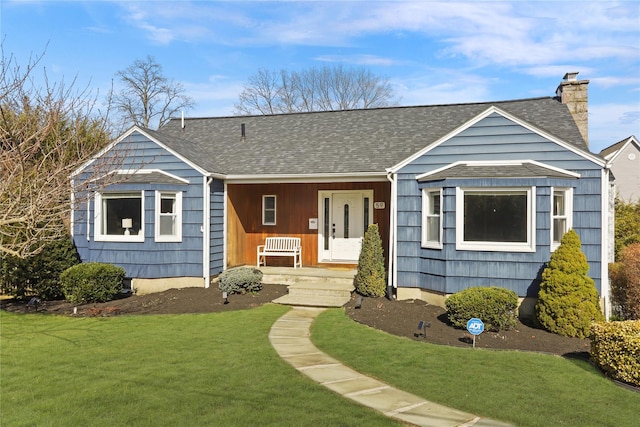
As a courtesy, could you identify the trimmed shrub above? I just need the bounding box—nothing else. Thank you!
[0,236,80,300]
[445,287,518,331]
[218,267,263,295]
[590,320,640,387]
[60,263,125,304]
[354,224,386,297]
[610,243,640,320]
[536,229,604,338]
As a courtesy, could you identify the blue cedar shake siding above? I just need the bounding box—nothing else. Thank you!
[395,113,603,297]
[210,178,225,277]
[73,130,208,279]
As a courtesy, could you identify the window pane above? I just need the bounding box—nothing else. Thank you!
[553,194,564,216]
[160,197,175,214]
[427,217,440,242]
[464,193,527,242]
[324,198,330,250]
[553,218,566,243]
[343,204,349,238]
[264,210,275,224]
[160,215,175,235]
[264,196,275,210]
[104,197,141,235]
[430,193,440,215]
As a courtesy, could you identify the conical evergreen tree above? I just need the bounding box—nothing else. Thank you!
[354,224,386,297]
[536,229,604,337]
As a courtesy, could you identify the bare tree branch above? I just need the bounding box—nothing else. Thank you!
[110,55,195,129]
[235,64,399,115]
[0,43,118,258]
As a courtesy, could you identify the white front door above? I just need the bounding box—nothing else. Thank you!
[318,191,372,262]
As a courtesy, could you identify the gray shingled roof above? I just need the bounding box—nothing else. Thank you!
[418,162,579,181]
[154,97,589,176]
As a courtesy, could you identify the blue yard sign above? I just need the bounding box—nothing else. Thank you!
[466,318,484,348]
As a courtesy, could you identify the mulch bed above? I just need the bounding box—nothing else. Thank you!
[1,284,590,357]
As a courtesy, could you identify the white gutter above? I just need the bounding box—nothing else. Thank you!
[386,171,397,298]
[203,175,213,288]
[223,179,228,271]
[225,172,387,184]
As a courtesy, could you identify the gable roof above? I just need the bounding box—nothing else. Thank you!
[599,135,639,161]
[155,97,591,177]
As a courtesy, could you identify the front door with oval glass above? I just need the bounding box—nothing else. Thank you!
[318,191,373,262]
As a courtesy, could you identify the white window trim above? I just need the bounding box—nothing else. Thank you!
[262,195,276,226]
[455,187,536,252]
[551,187,573,251]
[94,191,145,242]
[421,188,443,249]
[155,191,183,242]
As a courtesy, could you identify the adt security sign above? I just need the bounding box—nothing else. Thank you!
[466,318,484,348]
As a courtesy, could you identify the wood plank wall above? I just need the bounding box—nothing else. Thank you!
[227,182,391,268]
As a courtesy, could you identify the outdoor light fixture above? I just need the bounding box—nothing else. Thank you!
[354,295,363,309]
[222,291,229,304]
[122,218,133,235]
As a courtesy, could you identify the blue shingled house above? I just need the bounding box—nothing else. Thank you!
[71,73,611,316]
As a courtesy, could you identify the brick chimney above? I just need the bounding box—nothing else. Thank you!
[556,72,589,146]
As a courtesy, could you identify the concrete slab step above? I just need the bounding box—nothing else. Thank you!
[272,294,351,308]
[287,282,353,298]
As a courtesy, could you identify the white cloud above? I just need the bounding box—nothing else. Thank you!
[589,103,640,152]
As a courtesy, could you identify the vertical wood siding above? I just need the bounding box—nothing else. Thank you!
[73,132,206,280]
[396,113,604,297]
[226,181,390,267]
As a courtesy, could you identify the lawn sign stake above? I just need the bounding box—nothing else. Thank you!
[466,318,484,348]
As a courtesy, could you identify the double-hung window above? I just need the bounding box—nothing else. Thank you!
[551,188,572,249]
[95,192,144,242]
[262,195,276,226]
[456,187,535,252]
[155,191,182,242]
[422,189,442,248]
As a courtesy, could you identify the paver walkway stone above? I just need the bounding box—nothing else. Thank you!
[269,306,513,427]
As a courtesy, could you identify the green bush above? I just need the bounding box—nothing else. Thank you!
[536,229,604,338]
[445,287,518,331]
[354,224,386,297]
[610,243,640,320]
[590,320,640,387]
[60,263,125,304]
[614,198,640,261]
[0,236,80,300]
[218,267,263,294]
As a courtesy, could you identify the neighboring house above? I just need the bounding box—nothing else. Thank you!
[71,72,611,316]
[600,136,640,202]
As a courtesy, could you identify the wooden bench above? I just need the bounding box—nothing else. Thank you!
[257,237,302,268]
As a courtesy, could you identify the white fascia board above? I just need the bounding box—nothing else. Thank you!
[225,172,387,184]
[389,106,606,173]
[415,159,581,181]
[606,136,638,164]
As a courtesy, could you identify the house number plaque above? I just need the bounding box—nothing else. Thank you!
[374,202,385,209]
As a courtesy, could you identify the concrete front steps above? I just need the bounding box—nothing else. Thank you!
[259,266,355,308]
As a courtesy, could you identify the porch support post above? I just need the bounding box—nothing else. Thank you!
[203,175,212,288]
[386,171,397,299]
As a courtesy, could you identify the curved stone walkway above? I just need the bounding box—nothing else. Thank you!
[269,306,513,427]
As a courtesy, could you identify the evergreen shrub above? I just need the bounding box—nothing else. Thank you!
[354,224,386,297]
[445,286,518,331]
[218,267,263,294]
[0,236,80,300]
[60,263,125,304]
[590,320,640,387]
[536,229,604,338]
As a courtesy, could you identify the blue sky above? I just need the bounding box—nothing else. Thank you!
[2,0,639,153]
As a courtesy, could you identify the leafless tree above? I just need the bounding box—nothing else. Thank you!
[235,64,399,115]
[110,55,194,129]
[0,46,114,258]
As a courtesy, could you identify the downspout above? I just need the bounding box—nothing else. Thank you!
[386,171,397,300]
[223,180,228,271]
[601,165,611,321]
[203,175,213,288]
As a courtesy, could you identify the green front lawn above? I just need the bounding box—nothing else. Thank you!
[312,309,640,427]
[0,307,400,426]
